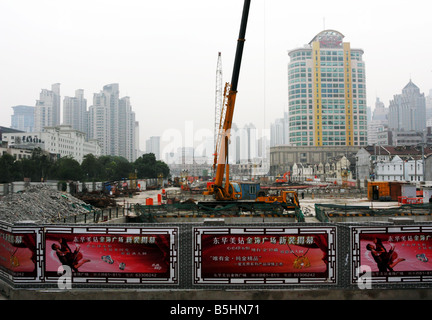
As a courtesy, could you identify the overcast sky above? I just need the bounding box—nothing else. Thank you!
[1,0,432,151]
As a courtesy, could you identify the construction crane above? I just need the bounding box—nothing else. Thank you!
[213,52,223,179]
[202,0,301,213]
[204,0,251,201]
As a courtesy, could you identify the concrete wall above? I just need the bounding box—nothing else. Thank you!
[2,220,432,301]
[2,285,432,300]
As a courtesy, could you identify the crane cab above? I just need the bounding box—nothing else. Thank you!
[204,181,260,201]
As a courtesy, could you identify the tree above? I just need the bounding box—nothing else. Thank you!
[134,153,170,179]
[81,154,102,181]
[31,148,54,182]
[115,158,134,180]
[154,160,170,179]
[96,155,133,181]
[0,154,15,183]
[0,150,170,183]
[52,156,83,181]
[20,158,36,181]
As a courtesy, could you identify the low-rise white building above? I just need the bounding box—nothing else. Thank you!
[375,155,423,182]
[291,156,353,181]
[0,143,33,160]
[356,145,432,181]
[2,125,101,163]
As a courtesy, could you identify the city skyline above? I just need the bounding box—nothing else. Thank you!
[7,79,432,159]
[9,82,138,162]
[1,0,432,150]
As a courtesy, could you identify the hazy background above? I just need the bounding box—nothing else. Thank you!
[1,0,431,150]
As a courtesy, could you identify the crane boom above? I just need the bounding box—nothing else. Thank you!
[205,0,251,201]
[230,0,251,92]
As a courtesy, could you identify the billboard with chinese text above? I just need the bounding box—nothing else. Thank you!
[44,226,178,284]
[351,225,432,283]
[194,227,337,285]
[0,226,39,281]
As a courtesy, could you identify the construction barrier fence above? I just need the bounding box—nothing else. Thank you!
[1,219,432,291]
[315,203,432,222]
[133,203,305,222]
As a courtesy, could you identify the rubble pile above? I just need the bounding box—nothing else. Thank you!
[0,185,94,224]
[75,192,117,208]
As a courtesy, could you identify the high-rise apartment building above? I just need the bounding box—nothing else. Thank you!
[88,102,110,156]
[287,30,367,146]
[34,83,61,132]
[372,97,388,122]
[119,96,137,162]
[135,121,141,159]
[368,97,389,145]
[63,89,87,134]
[87,83,137,162]
[11,105,35,132]
[146,136,161,160]
[270,112,289,147]
[426,89,432,123]
[239,123,257,163]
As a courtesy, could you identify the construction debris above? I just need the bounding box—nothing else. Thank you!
[75,191,117,208]
[0,185,94,224]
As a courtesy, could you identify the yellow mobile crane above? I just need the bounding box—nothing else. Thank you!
[203,0,251,201]
[202,0,300,212]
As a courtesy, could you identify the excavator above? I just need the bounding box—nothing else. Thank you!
[201,0,300,213]
[275,171,291,184]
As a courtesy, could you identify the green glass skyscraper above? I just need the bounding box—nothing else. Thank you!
[288,30,367,146]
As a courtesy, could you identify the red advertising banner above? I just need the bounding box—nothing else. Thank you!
[194,227,337,284]
[45,226,177,284]
[0,228,37,279]
[351,226,432,283]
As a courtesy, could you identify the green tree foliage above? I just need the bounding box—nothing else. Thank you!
[52,156,83,181]
[80,154,101,181]
[98,155,134,181]
[0,151,170,182]
[134,153,170,179]
[31,147,54,182]
[0,154,16,183]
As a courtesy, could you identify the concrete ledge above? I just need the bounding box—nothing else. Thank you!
[2,288,432,300]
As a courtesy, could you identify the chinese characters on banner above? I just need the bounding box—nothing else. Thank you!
[0,228,37,279]
[352,226,432,283]
[194,227,337,284]
[45,227,178,284]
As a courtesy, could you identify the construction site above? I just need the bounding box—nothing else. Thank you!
[1,0,432,302]
[1,177,432,224]
[1,177,432,300]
